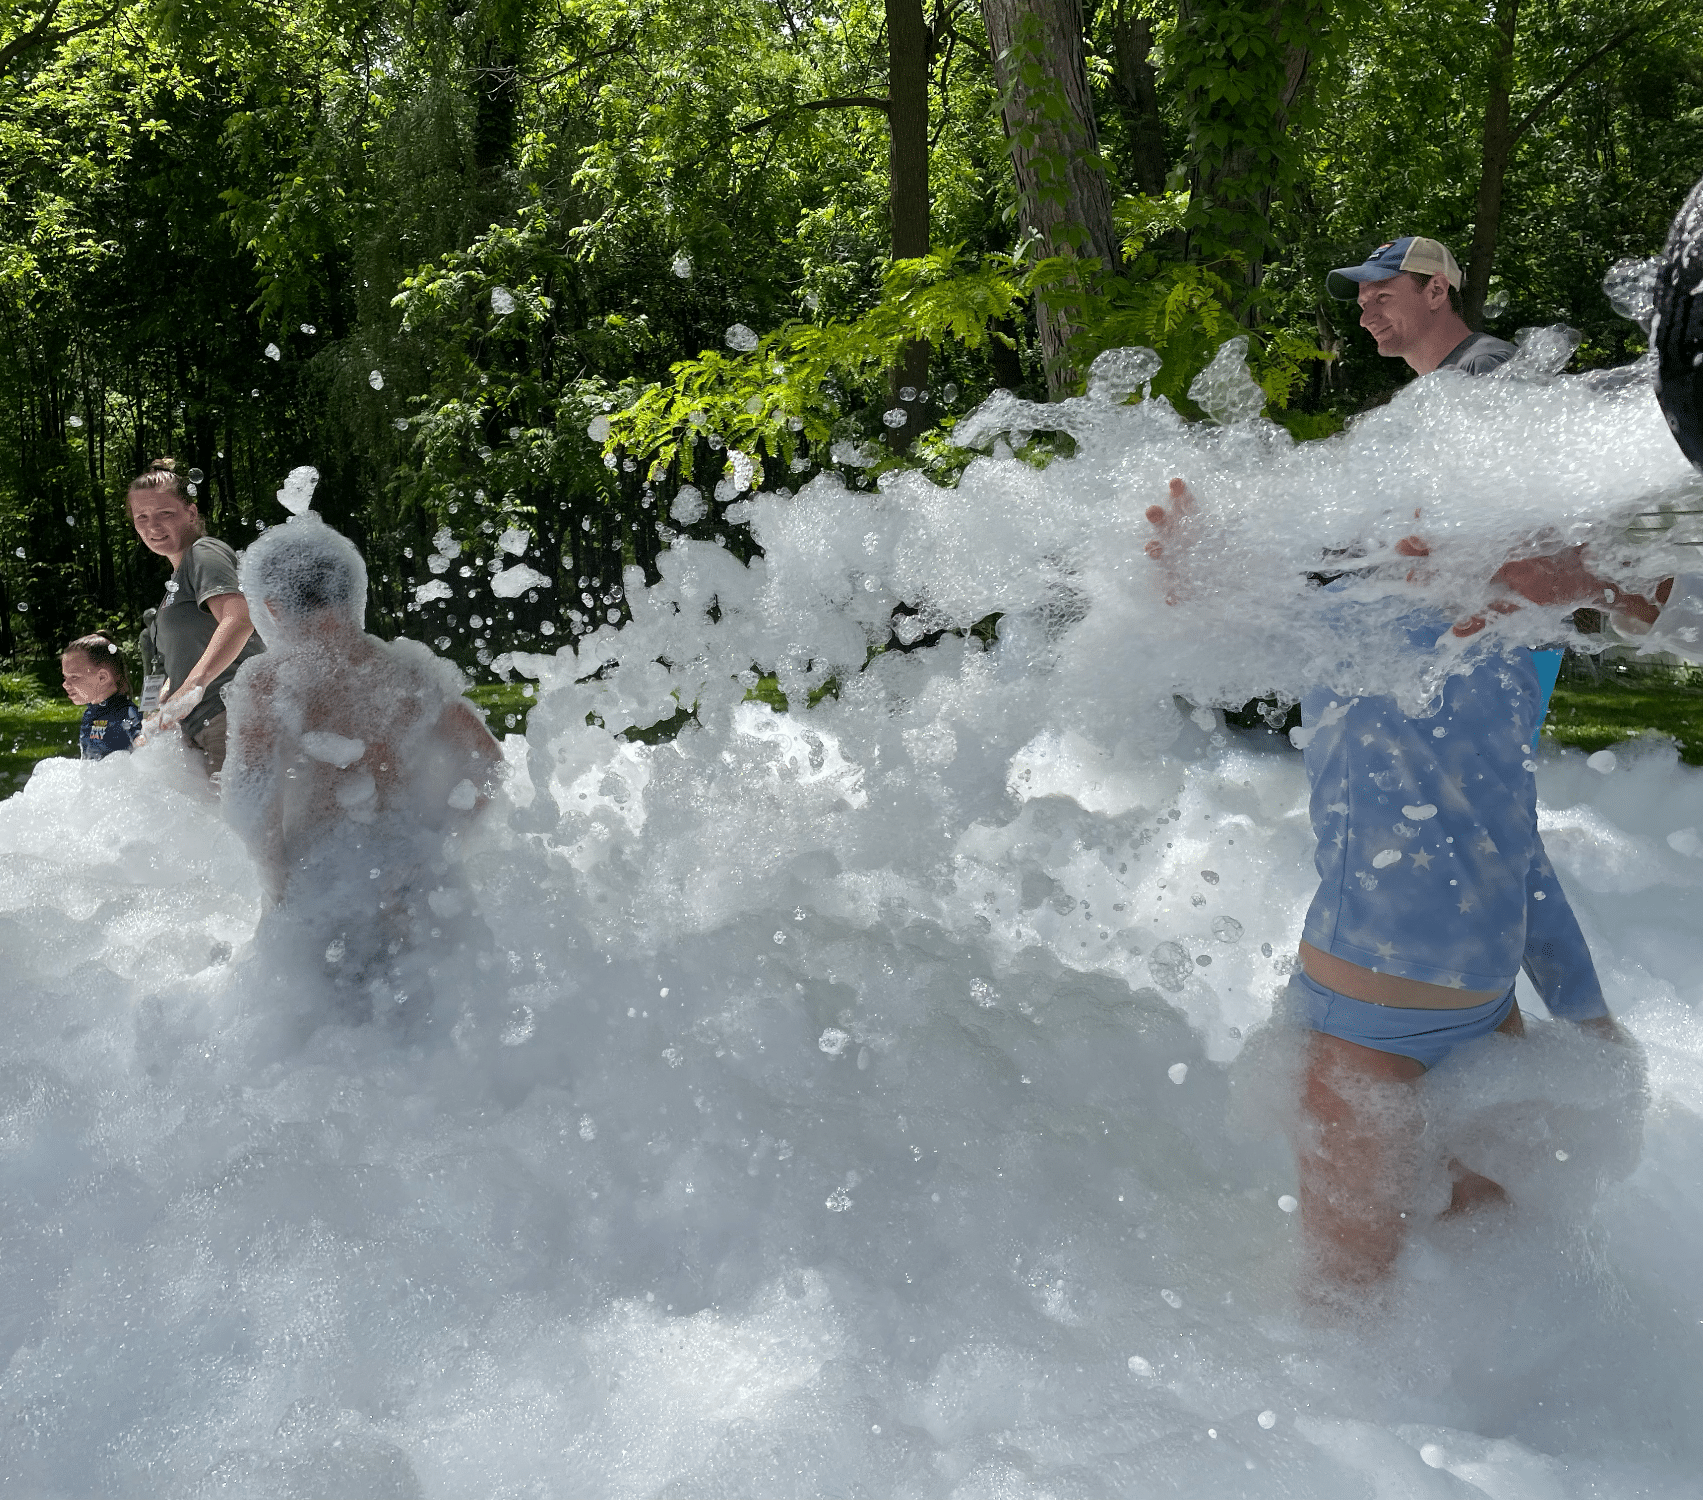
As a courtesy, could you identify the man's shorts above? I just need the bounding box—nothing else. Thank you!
[1295,969,1516,1070]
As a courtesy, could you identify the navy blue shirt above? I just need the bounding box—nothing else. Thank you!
[80,696,142,760]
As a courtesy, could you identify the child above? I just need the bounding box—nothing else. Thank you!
[223,511,502,1024]
[62,634,143,760]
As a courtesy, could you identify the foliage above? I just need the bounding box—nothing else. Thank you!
[1,0,1701,679]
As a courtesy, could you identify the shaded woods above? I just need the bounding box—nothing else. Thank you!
[2,0,1699,669]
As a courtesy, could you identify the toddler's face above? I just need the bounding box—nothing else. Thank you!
[62,652,116,706]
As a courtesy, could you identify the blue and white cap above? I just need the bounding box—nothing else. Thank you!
[1327,236,1462,300]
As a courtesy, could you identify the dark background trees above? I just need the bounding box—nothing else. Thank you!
[3,0,1699,669]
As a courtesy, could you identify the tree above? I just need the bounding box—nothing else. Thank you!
[983,0,1118,392]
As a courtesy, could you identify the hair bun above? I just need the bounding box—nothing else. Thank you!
[147,456,179,474]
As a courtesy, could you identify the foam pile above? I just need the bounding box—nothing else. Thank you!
[0,355,1700,1497]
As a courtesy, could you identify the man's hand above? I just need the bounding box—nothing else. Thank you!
[1453,546,1669,638]
[1144,478,1199,604]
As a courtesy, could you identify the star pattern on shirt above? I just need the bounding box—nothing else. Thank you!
[1411,849,1433,869]
[1374,941,1397,959]
[1476,834,1498,855]
[1457,894,1477,913]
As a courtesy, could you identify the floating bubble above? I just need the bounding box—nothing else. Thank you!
[671,252,693,279]
[1277,1195,1298,1213]
[1258,1410,1277,1429]
[1587,749,1619,773]
[1160,1288,1182,1308]
[491,286,516,316]
[66,414,83,429]
[671,485,707,525]
[394,418,409,431]
[899,386,917,403]
[587,415,611,443]
[725,324,759,353]
[882,408,907,429]
[274,464,320,515]
[1148,941,1191,993]
[1167,1063,1188,1085]
[369,370,384,390]
[1086,346,1161,403]
[1127,1355,1154,1377]
[1211,915,1243,942]
[264,343,281,361]
[818,1028,849,1056]
[1190,339,1265,425]
[942,382,959,402]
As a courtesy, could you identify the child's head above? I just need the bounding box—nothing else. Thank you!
[62,634,131,705]
[240,512,368,643]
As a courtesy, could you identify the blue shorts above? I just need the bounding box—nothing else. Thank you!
[1295,969,1516,1070]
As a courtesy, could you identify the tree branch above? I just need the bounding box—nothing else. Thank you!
[1508,6,1674,149]
[0,0,60,74]
[738,95,890,134]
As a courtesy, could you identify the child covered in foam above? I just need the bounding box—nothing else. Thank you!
[223,512,501,1022]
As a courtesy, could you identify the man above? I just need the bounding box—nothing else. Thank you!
[1327,235,1514,375]
[1146,235,1660,1292]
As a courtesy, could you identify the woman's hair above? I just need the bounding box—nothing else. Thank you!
[126,457,205,537]
[64,633,133,698]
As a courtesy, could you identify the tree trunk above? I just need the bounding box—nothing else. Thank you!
[1464,0,1520,330]
[1176,0,1316,306]
[1101,0,1167,197]
[886,0,933,449]
[982,0,1118,396]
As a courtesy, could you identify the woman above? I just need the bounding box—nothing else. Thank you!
[129,458,264,775]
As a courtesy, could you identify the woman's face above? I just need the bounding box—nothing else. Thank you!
[62,651,116,706]
[129,488,199,560]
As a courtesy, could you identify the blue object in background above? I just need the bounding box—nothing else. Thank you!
[1533,649,1563,727]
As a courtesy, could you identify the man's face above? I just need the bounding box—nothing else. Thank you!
[1356,274,1443,358]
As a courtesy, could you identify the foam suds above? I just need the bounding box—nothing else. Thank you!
[1,356,1700,1497]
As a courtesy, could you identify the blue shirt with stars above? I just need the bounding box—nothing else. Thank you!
[1298,621,1606,1018]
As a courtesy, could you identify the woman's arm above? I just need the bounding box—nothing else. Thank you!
[164,592,255,707]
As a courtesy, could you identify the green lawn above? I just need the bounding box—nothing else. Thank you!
[1545,675,1703,765]
[5,661,1701,800]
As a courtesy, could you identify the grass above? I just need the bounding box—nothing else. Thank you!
[1544,670,1703,765]
[5,656,1702,801]
[0,668,81,796]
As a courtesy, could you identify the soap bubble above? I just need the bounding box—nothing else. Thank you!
[1211,915,1243,942]
[491,286,516,315]
[725,324,759,353]
[300,323,316,334]
[899,386,918,403]
[394,418,409,431]
[1148,941,1192,993]
[1167,1063,1188,1085]
[1187,336,1265,425]
[1087,346,1162,403]
[671,252,693,279]
[369,369,384,390]
[274,464,320,515]
[264,343,281,361]
[587,415,611,443]
[1257,1410,1277,1429]
[187,467,204,485]
[66,414,83,429]
[671,485,706,525]
[1604,257,1659,331]
[882,408,907,429]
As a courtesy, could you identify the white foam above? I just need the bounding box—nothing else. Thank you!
[1,356,1700,1495]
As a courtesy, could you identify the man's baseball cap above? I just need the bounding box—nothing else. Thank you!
[1327,237,1462,300]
